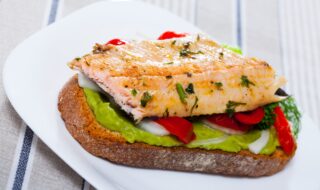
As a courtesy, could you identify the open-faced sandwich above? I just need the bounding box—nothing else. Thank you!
[58,31,301,177]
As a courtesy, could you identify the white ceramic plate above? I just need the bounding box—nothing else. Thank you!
[3,1,320,189]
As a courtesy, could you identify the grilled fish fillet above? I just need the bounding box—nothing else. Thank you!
[69,34,286,122]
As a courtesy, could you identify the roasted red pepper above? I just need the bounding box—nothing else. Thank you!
[154,117,195,144]
[273,106,296,155]
[106,38,126,45]
[234,107,265,125]
[206,114,253,132]
[157,31,187,40]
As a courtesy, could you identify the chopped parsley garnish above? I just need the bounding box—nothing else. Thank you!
[226,101,246,117]
[164,61,174,65]
[140,91,152,107]
[75,57,81,61]
[185,83,194,94]
[256,103,278,130]
[171,40,176,45]
[214,82,223,90]
[190,96,199,114]
[176,83,187,104]
[240,75,255,87]
[179,49,190,57]
[179,50,203,57]
[131,89,137,96]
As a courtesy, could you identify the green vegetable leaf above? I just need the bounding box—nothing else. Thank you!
[279,97,301,138]
[140,91,152,107]
[256,103,278,130]
[221,44,243,55]
[176,83,187,104]
[256,97,301,138]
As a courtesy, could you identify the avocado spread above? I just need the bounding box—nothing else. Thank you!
[83,88,288,155]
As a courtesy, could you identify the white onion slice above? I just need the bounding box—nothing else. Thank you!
[189,135,229,146]
[248,129,270,154]
[138,119,170,136]
[78,72,102,92]
[202,119,245,135]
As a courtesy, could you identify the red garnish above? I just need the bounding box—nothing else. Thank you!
[154,117,195,144]
[234,107,265,125]
[157,31,187,40]
[206,114,252,132]
[106,38,126,45]
[273,106,296,155]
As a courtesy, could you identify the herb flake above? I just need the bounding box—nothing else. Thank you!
[163,108,169,117]
[196,34,200,41]
[183,42,191,49]
[131,89,137,96]
[241,75,255,87]
[219,52,224,59]
[226,101,246,117]
[214,82,223,90]
[140,91,152,107]
[185,83,195,94]
[164,61,174,65]
[176,83,187,104]
[190,96,199,114]
[179,50,203,57]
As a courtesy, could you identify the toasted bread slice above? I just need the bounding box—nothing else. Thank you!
[58,75,294,177]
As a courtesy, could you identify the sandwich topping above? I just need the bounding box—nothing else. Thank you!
[69,32,286,122]
[71,31,301,155]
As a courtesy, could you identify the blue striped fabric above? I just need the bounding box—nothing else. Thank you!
[236,0,242,48]
[12,127,34,190]
[11,0,60,189]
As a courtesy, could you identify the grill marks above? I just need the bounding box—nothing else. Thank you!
[70,35,285,121]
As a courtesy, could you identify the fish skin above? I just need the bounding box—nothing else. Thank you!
[70,34,286,122]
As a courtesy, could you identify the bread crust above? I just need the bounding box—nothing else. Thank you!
[58,75,295,177]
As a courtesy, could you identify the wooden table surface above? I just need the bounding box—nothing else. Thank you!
[1,0,319,189]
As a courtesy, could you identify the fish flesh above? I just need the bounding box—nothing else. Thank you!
[69,34,286,122]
